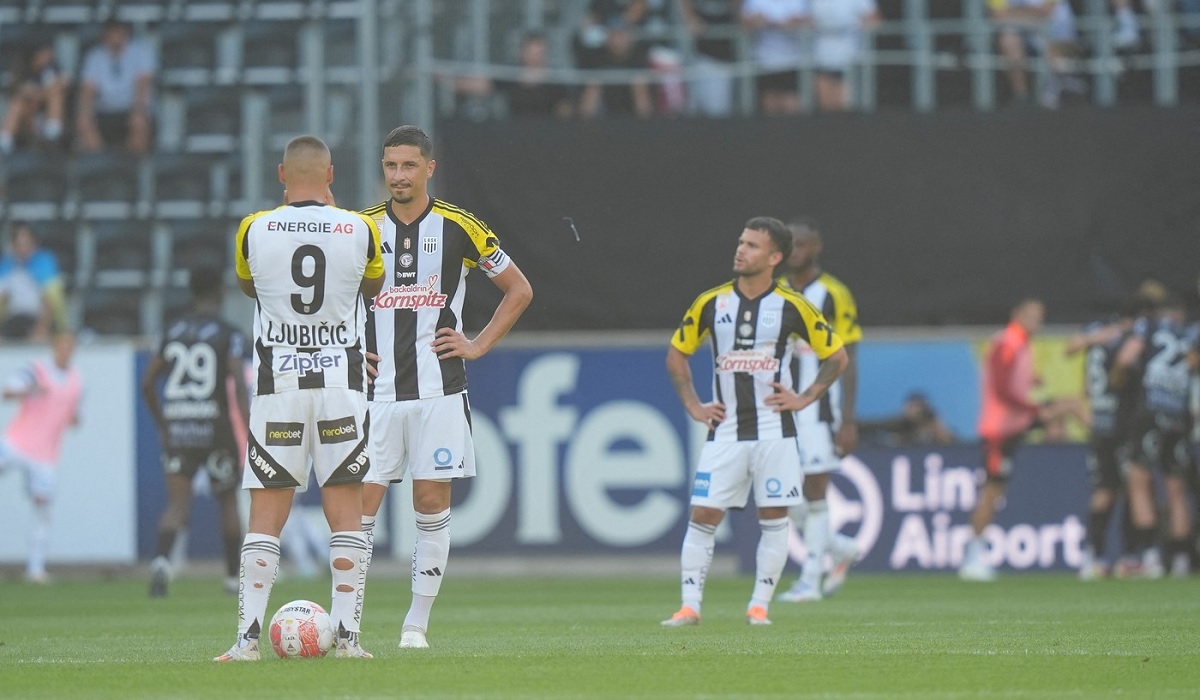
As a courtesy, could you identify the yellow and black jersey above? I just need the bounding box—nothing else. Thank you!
[672,280,843,442]
[235,201,383,395]
[781,271,860,427]
[361,197,512,402]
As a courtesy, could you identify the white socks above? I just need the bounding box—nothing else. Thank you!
[679,521,717,614]
[405,509,449,632]
[750,517,790,610]
[237,533,281,639]
[801,500,831,588]
[361,514,376,571]
[329,531,369,638]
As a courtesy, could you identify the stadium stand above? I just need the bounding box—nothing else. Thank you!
[0,0,1195,337]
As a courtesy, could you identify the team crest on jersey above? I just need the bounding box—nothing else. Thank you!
[760,311,778,327]
[422,237,438,255]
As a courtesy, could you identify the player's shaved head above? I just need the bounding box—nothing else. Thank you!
[281,135,332,183]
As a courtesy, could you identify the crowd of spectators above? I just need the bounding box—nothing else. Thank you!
[443,0,1197,120]
[1,19,155,156]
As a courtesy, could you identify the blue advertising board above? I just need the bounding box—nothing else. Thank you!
[133,337,1096,569]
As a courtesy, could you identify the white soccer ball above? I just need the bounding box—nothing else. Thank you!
[269,600,335,659]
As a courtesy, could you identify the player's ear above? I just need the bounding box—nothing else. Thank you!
[326,164,334,184]
[427,159,437,178]
[277,163,286,185]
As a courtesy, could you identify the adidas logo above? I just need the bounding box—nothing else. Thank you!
[758,577,774,585]
[716,313,733,324]
[419,567,443,577]
[683,577,696,585]
[381,240,394,254]
[786,487,800,498]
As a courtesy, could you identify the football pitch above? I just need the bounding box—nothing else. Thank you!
[1,571,1198,699]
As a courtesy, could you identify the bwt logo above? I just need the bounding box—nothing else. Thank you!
[248,446,278,478]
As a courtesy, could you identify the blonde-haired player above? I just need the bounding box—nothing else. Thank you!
[214,135,384,662]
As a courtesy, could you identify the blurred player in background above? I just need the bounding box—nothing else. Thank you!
[662,216,847,628]
[776,216,863,603]
[1114,293,1200,578]
[215,135,384,662]
[359,125,532,650]
[959,299,1084,581]
[141,265,249,598]
[0,332,81,583]
[1066,298,1140,580]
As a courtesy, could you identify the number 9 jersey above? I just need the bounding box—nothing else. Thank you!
[235,201,384,395]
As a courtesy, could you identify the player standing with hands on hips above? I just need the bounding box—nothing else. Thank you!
[358,125,532,650]
[662,216,847,628]
[214,135,384,661]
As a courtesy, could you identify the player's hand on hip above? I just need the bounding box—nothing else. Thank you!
[765,382,812,412]
[432,327,481,361]
[364,351,381,383]
[834,422,858,456]
[689,402,726,429]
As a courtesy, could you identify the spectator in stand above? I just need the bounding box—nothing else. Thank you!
[678,0,742,117]
[987,0,1084,109]
[578,23,654,118]
[810,0,880,112]
[0,41,67,154]
[496,32,575,119]
[860,392,956,447]
[741,0,808,115]
[450,32,574,121]
[0,222,66,343]
[575,0,651,70]
[76,19,156,154]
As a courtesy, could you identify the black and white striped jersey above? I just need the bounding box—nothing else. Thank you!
[360,198,511,402]
[672,280,843,441]
[235,201,384,396]
[781,272,861,428]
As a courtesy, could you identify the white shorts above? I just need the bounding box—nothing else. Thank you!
[0,439,56,501]
[365,392,476,485]
[689,438,803,510]
[797,422,840,475]
[243,387,369,491]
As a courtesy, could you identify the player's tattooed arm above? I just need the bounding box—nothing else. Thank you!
[766,347,849,413]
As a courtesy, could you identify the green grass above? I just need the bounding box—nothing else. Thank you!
[1,572,1199,699]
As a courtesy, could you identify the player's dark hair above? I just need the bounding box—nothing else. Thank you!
[745,216,792,260]
[383,125,433,159]
[189,264,224,301]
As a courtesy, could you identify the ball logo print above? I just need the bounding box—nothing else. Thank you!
[269,600,335,659]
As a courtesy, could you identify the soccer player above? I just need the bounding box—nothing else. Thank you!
[1114,295,1200,578]
[0,331,81,584]
[358,125,532,650]
[776,217,863,603]
[662,216,848,628]
[1065,305,1138,580]
[959,299,1081,581]
[141,264,250,598]
[214,135,384,662]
